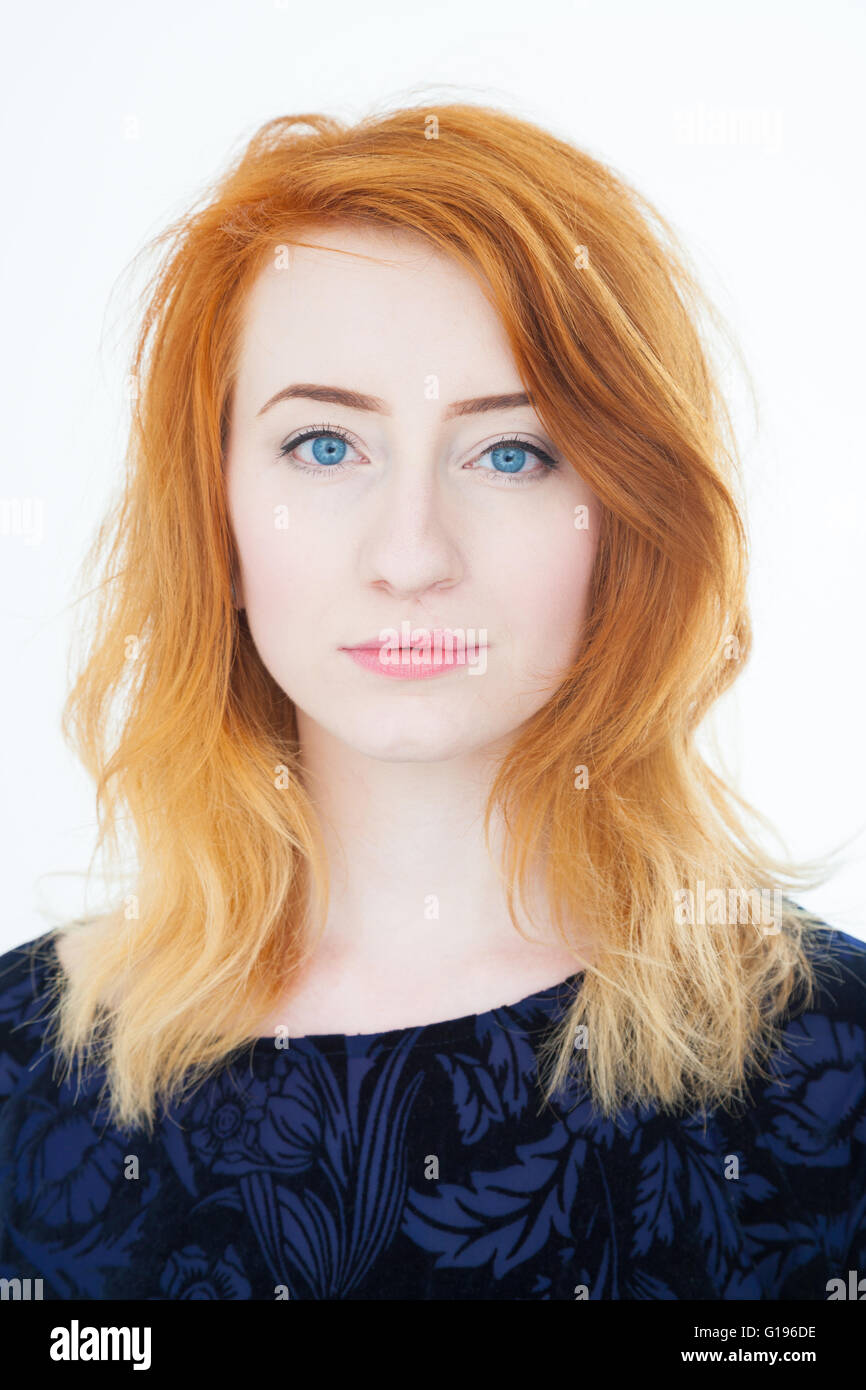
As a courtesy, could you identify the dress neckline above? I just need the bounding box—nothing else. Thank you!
[44,931,584,1057]
[247,967,585,1054]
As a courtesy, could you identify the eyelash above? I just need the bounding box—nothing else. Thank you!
[277,421,559,486]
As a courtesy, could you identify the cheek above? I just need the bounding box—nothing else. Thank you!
[236,514,337,623]
[505,524,597,658]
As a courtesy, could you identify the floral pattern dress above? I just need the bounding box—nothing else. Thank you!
[1,925,865,1300]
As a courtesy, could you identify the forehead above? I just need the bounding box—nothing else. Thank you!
[232,222,521,398]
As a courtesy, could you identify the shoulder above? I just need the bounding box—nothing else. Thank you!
[0,929,64,1093]
[794,918,866,1025]
[746,918,866,1156]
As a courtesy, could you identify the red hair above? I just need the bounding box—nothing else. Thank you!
[40,101,832,1132]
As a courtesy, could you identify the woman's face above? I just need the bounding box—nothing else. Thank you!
[225,223,599,762]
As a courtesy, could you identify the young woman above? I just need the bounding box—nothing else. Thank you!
[1,101,864,1301]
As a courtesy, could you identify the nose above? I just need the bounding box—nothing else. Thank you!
[359,457,464,600]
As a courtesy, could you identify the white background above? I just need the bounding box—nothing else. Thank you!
[1,0,863,951]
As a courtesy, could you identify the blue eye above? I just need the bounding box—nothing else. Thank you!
[472,438,558,483]
[310,435,348,465]
[278,424,559,485]
[488,444,526,473]
[278,423,357,474]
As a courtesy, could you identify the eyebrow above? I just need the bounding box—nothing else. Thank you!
[256,383,533,421]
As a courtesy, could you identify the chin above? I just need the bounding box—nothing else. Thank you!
[338,719,496,764]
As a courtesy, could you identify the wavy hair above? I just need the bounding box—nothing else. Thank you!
[36,98,837,1134]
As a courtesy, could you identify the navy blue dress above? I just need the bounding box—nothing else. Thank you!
[1,923,865,1300]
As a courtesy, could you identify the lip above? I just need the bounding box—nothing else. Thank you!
[343,629,487,651]
[339,628,489,681]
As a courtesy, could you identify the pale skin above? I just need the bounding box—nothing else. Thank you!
[61,222,602,1036]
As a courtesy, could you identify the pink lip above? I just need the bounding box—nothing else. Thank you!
[340,630,488,681]
[347,630,466,650]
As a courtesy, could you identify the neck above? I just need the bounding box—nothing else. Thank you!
[295,710,579,970]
